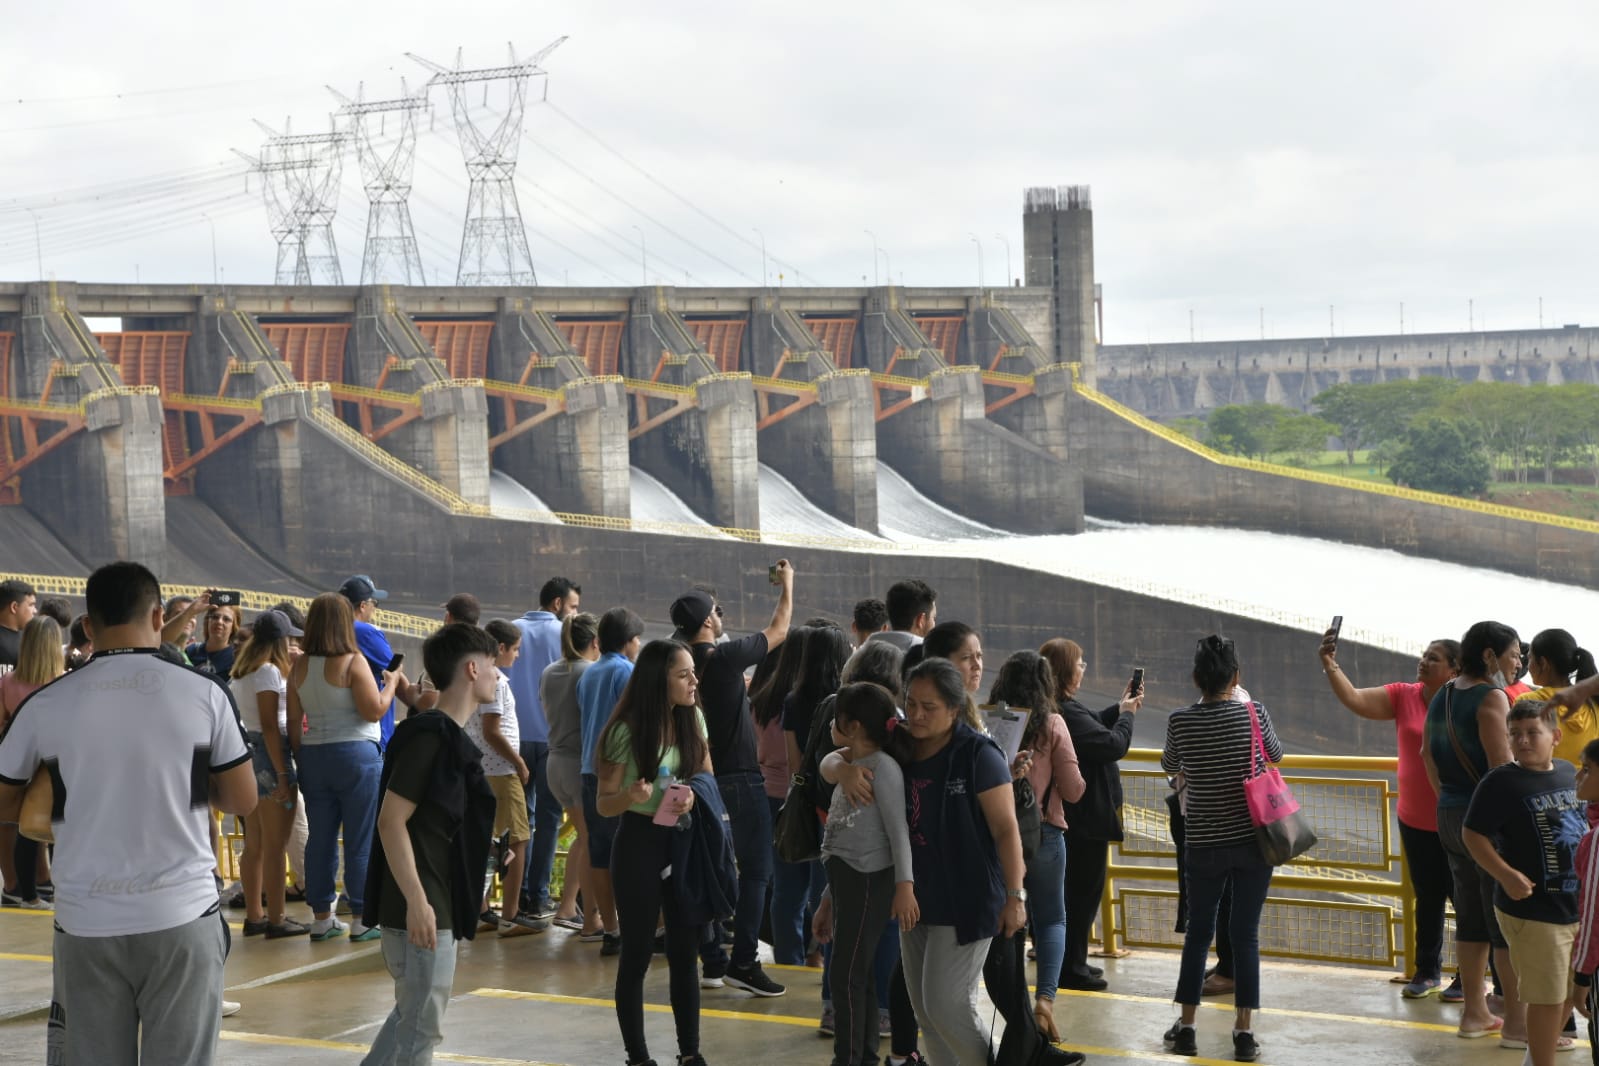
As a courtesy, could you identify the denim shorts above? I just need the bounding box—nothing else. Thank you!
[248,731,297,800]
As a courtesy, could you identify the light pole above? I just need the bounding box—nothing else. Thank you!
[201,212,218,285]
[752,227,767,287]
[864,229,879,286]
[968,233,985,290]
[881,249,892,288]
[24,208,42,281]
[631,225,647,285]
[994,232,1011,287]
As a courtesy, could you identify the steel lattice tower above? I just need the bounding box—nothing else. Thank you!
[410,39,566,286]
[331,82,428,285]
[237,119,347,285]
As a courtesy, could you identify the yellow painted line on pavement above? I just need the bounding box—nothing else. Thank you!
[1055,986,1461,1035]
[220,1030,556,1064]
[0,951,50,962]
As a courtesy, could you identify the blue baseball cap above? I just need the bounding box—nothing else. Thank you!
[338,575,388,606]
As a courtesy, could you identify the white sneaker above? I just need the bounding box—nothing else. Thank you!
[221,999,242,1017]
[309,917,347,941]
[349,921,382,942]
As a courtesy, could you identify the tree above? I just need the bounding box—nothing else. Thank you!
[1386,417,1491,496]
[1168,416,1207,442]
[1207,404,1289,459]
[1312,378,1460,463]
[1269,413,1337,466]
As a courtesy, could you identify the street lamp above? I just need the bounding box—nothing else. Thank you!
[967,233,985,291]
[630,225,647,285]
[752,227,767,287]
[994,233,1011,287]
[24,208,43,281]
[864,229,879,286]
[201,212,218,285]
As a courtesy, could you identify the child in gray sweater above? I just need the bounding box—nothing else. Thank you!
[818,683,919,1066]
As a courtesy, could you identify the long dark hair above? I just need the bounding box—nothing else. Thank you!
[599,639,708,781]
[1531,628,1599,685]
[903,657,968,719]
[988,650,1059,752]
[834,682,914,764]
[1193,634,1241,698]
[751,626,812,728]
[792,626,851,719]
[1460,621,1519,682]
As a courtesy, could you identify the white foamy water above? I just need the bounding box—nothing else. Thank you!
[758,464,881,541]
[488,471,561,523]
[874,461,1003,542]
[630,466,713,528]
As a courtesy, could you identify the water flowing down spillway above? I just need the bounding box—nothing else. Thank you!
[757,464,881,542]
[874,462,1004,543]
[629,467,715,528]
[488,471,561,523]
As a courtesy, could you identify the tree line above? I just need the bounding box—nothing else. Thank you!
[1168,379,1599,497]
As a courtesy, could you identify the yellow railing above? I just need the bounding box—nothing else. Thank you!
[622,377,695,397]
[1102,747,1422,973]
[305,405,493,517]
[1066,362,1599,534]
[327,383,421,407]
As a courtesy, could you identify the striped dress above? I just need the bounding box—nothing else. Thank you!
[1161,699,1284,849]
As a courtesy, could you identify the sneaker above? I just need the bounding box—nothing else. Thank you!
[242,918,270,937]
[553,914,584,931]
[600,932,623,957]
[724,962,785,997]
[221,999,242,1018]
[1163,1022,1197,1056]
[225,889,247,909]
[33,882,53,903]
[479,911,501,932]
[1,890,50,910]
[679,1057,708,1066]
[702,956,728,989]
[578,929,608,943]
[499,915,548,938]
[1440,975,1465,1003]
[349,921,382,942]
[1232,1030,1259,1062]
[266,918,310,939]
[879,1007,891,1036]
[818,1004,835,1037]
[528,900,558,920]
[1040,1049,1086,1066]
[1201,972,1236,996]
[309,917,347,941]
[1402,975,1441,999]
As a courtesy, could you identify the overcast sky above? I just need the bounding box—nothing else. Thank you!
[1,1,1595,343]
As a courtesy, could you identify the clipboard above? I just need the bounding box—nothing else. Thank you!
[979,701,1028,765]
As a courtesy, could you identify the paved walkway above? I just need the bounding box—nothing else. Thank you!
[0,903,1564,1065]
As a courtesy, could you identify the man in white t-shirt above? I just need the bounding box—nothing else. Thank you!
[0,561,258,1065]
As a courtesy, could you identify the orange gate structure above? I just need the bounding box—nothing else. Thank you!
[415,319,567,452]
[259,322,421,443]
[0,331,88,506]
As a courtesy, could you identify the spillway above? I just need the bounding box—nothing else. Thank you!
[875,461,1003,542]
[629,467,714,529]
[488,471,561,523]
[757,464,880,541]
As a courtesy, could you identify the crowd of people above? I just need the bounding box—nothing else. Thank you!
[8,563,1599,1066]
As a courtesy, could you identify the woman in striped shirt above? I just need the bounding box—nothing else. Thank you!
[1159,635,1283,1063]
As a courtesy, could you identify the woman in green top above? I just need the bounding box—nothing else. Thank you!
[597,639,712,1066]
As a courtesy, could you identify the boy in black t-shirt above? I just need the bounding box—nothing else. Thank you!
[1464,699,1585,1063]
[362,624,498,1064]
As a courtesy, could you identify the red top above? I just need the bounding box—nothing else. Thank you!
[1385,682,1438,831]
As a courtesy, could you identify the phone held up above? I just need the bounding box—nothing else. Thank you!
[1329,615,1343,645]
[1129,667,1144,697]
[385,653,405,673]
[209,590,241,607]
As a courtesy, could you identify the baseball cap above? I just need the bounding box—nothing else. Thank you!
[252,609,304,643]
[338,575,388,606]
[669,590,715,636]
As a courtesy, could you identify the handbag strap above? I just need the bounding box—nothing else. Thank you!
[1246,701,1269,777]
[1443,685,1482,784]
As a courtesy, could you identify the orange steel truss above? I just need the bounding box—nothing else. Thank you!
[913,316,964,362]
[98,332,194,492]
[555,319,624,377]
[683,319,746,374]
[804,317,857,369]
[415,321,493,380]
[261,323,350,384]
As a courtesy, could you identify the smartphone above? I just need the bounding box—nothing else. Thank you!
[385,652,405,673]
[769,564,781,585]
[652,782,693,826]
[210,590,241,607]
[1329,615,1343,642]
[1130,667,1144,696]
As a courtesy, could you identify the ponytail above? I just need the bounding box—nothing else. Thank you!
[834,682,914,764]
[1576,648,1598,683]
[1530,628,1596,684]
[561,612,599,663]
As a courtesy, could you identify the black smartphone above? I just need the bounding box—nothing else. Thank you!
[385,653,405,673]
[769,564,780,585]
[1130,667,1144,696]
[1329,615,1343,642]
[210,590,241,607]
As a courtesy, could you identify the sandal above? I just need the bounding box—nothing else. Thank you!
[1499,1034,1575,1052]
[1033,998,1060,1044]
[1457,1016,1504,1040]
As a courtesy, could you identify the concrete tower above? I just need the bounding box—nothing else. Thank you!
[1023,185,1097,384]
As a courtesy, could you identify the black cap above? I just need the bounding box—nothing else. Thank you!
[252,609,304,643]
[669,590,715,636]
[339,575,388,606]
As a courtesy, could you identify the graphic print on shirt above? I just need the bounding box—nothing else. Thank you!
[907,776,932,847]
[1535,787,1588,895]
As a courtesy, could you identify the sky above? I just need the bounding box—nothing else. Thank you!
[1,1,1597,343]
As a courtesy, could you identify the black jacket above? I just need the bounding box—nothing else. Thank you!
[1058,697,1135,842]
[363,710,497,940]
[668,771,740,926]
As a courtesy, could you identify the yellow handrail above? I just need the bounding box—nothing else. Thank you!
[305,406,492,517]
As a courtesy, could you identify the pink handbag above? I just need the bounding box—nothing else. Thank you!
[1242,702,1317,865]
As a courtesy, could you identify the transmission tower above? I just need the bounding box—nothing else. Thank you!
[235,119,347,285]
[410,38,567,286]
[330,82,428,285]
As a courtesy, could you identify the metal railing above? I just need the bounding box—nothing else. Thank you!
[1102,747,1423,973]
[304,405,493,517]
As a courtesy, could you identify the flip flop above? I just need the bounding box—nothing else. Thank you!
[1501,1034,1577,1052]
[1457,1016,1505,1040]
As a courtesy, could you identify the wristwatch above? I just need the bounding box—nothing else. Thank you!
[1007,887,1028,903]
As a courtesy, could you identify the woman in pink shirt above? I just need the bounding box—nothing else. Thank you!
[1319,631,1461,999]
[988,650,1089,1043]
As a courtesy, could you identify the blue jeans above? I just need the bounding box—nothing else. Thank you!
[769,795,826,965]
[702,771,774,970]
[298,740,382,916]
[519,741,562,910]
[363,929,458,1065]
[1025,824,1067,999]
[1175,843,1273,1009]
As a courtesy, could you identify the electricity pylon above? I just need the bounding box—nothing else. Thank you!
[329,81,428,286]
[410,38,566,286]
[235,118,347,285]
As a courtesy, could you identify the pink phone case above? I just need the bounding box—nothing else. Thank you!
[652,783,692,825]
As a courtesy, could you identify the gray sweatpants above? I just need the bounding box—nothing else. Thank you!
[900,923,994,1066]
[47,906,228,1066]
